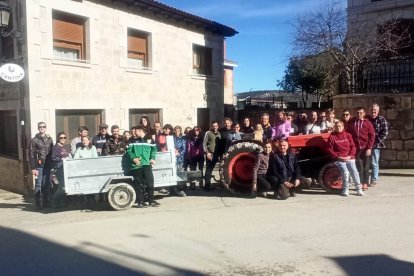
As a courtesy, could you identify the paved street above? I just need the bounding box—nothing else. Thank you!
[1,175,414,275]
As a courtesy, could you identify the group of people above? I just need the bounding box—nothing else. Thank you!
[29,103,388,210]
[249,103,388,197]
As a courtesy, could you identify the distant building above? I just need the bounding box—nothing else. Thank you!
[0,0,237,194]
[236,90,321,110]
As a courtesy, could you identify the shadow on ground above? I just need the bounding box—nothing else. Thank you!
[0,226,202,275]
[329,254,414,276]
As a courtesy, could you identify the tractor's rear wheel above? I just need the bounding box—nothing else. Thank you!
[107,183,136,211]
[221,141,263,193]
[318,162,342,193]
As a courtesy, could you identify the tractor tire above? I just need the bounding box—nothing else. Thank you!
[220,141,263,193]
[107,183,136,211]
[318,162,343,193]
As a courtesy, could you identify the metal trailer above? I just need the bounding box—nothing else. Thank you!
[61,137,195,210]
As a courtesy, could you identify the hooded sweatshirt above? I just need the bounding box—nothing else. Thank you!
[327,131,356,160]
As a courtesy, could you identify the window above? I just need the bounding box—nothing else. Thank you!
[56,110,103,143]
[0,110,18,157]
[128,29,150,68]
[52,10,87,61]
[193,44,212,76]
[129,109,160,129]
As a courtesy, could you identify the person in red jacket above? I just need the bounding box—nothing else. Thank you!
[347,107,375,191]
[327,121,364,196]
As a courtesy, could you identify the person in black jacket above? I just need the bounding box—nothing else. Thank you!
[270,140,301,200]
[29,122,54,209]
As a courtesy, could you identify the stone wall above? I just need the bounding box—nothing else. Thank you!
[333,93,414,169]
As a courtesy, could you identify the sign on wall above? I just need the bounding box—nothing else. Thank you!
[0,63,25,82]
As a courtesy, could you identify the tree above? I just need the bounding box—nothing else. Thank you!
[278,57,322,108]
[290,0,413,93]
[278,52,338,108]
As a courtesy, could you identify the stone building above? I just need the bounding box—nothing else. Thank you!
[334,0,414,169]
[0,0,237,194]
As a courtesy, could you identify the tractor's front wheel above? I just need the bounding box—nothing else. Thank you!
[318,162,342,193]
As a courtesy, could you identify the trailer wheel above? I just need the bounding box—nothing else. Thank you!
[107,183,136,211]
[318,162,342,193]
[221,141,263,193]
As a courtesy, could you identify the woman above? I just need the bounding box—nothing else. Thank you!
[139,116,153,139]
[327,108,339,127]
[241,117,254,134]
[326,121,364,197]
[173,125,187,170]
[51,132,71,207]
[252,142,278,196]
[157,124,173,152]
[183,127,192,171]
[187,126,204,189]
[273,110,291,140]
[74,136,98,158]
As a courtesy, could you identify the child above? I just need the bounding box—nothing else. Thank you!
[127,125,159,207]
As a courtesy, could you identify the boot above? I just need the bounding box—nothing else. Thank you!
[42,184,52,208]
[341,187,349,197]
[34,191,42,210]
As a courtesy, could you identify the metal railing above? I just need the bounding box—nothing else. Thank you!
[353,56,414,93]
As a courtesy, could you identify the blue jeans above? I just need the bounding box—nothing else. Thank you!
[371,148,380,182]
[34,167,51,194]
[335,160,361,192]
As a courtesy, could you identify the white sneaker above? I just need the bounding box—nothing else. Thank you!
[356,190,364,196]
[341,190,349,197]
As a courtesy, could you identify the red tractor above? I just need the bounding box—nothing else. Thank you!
[220,133,343,193]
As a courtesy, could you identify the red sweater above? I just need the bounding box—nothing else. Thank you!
[327,131,356,160]
[348,118,375,150]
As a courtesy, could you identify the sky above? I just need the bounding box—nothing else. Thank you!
[160,0,331,93]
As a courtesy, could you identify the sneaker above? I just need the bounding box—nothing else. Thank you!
[289,191,296,197]
[159,189,169,195]
[368,181,377,187]
[257,192,267,198]
[356,190,365,196]
[362,183,369,191]
[137,202,149,208]
[341,188,349,197]
[149,201,160,207]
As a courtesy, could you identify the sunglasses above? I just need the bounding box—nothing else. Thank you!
[343,114,350,116]
[38,126,46,129]
[59,136,66,139]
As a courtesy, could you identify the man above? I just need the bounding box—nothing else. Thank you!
[293,110,308,135]
[368,103,388,187]
[103,125,126,155]
[341,110,352,132]
[71,126,88,156]
[92,123,111,156]
[318,111,330,132]
[203,121,221,191]
[218,117,233,154]
[304,111,321,134]
[29,122,54,209]
[127,125,159,208]
[260,113,274,142]
[286,112,298,136]
[270,140,301,200]
[152,121,162,149]
[348,107,375,191]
